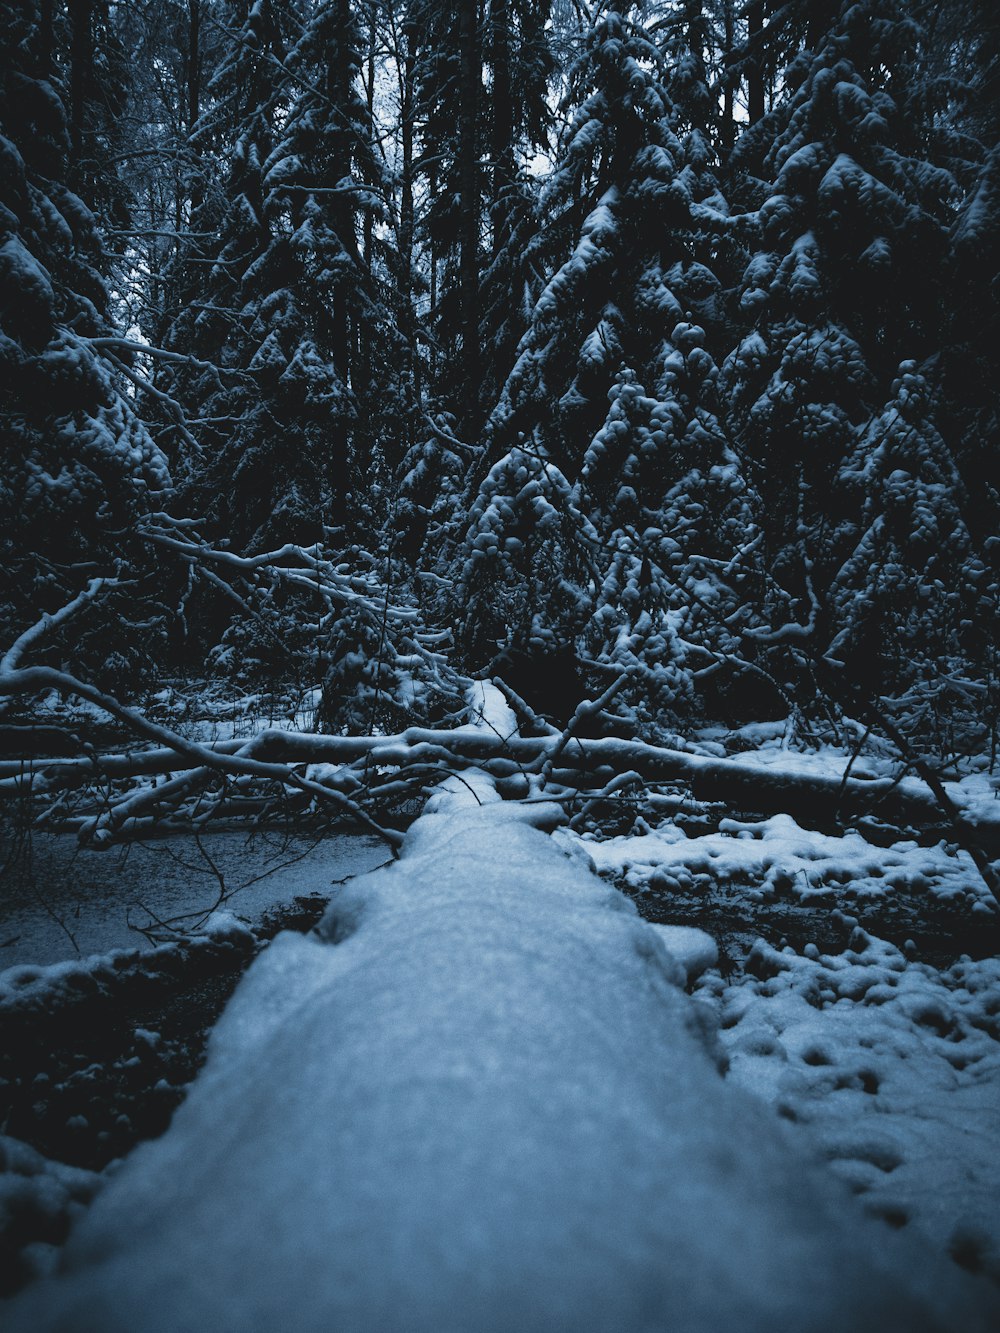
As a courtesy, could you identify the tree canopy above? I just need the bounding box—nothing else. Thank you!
[0,0,997,841]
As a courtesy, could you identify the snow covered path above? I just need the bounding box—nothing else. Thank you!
[7,785,995,1330]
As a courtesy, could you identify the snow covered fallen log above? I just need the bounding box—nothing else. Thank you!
[270,728,1000,853]
[6,720,999,858]
[2,603,996,864]
[7,798,994,1331]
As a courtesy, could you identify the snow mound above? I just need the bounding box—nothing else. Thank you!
[649,922,719,982]
[582,813,994,909]
[8,806,993,1331]
[0,934,254,1020]
[0,1137,101,1293]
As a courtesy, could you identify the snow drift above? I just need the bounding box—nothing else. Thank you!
[7,797,993,1331]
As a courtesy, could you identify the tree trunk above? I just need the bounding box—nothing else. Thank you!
[721,0,736,152]
[457,0,481,430]
[328,0,353,389]
[400,16,420,399]
[70,0,93,181]
[489,0,513,255]
[14,724,999,859]
[38,0,54,74]
[361,3,376,275]
[747,0,765,125]
[187,0,201,135]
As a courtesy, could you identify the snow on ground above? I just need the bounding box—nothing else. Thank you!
[564,809,1000,1302]
[578,813,996,912]
[0,1136,102,1292]
[29,684,326,746]
[649,922,719,982]
[6,793,996,1331]
[4,700,998,1324]
[0,914,254,1017]
[697,926,1000,1288]
[694,726,1000,829]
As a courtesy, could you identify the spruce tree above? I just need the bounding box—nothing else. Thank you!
[161,0,298,542]
[828,362,978,720]
[163,0,399,551]
[0,0,170,684]
[409,0,553,431]
[723,0,955,637]
[456,2,758,729]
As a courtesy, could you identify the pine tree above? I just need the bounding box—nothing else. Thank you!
[393,415,465,566]
[161,0,299,540]
[163,0,401,551]
[478,0,554,410]
[455,2,759,729]
[723,0,955,635]
[409,0,553,432]
[828,362,979,721]
[0,0,171,683]
[940,137,1000,641]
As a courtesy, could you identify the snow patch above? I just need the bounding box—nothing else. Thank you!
[578,813,993,909]
[648,923,719,982]
[701,926,1000,1289]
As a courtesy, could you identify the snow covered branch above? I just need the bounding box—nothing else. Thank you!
[0,579,110,677]
[0,588,404,851]
[5,704,999,857]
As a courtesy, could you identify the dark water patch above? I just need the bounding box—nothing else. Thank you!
[0,826,385,968]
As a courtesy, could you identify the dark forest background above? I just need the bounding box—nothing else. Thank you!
[1,0,998,763]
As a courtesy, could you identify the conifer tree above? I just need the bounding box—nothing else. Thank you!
[828,362,979,715]
[161,0,297,539]
[723,0,955,634]
[942,147,1000,590]
[0,0,170,682]
[164,0,400,550]
[456,2,758,728]
[479,0,554,410]
[410,0,553,431]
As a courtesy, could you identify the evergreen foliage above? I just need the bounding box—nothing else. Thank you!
[724,0,956,634]
[0,0,995,750]
[0,0,170,680]
[455,2,759,730]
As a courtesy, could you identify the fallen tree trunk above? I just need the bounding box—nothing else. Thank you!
[4,578,997,900]
[268,729,1000,862]
[4,722,1000,858]
[7,798,992,1332]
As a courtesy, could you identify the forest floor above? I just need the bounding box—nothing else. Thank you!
[572,817,1000,1290]
[1,696,999,1314]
